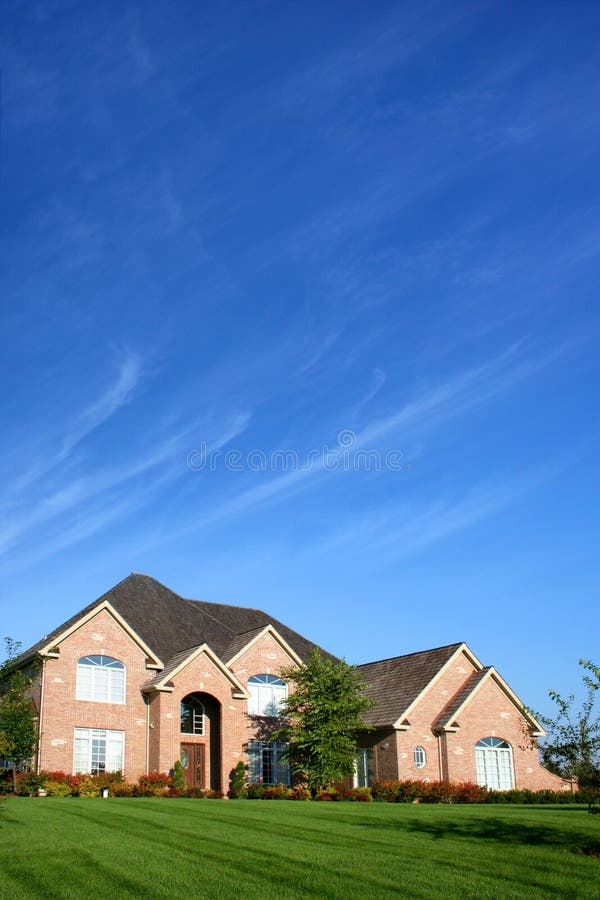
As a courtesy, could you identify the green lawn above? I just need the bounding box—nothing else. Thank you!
[0,799,598,899]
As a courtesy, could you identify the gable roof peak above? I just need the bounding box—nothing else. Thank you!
[16,573,333,670]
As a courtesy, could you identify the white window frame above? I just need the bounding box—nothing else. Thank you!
[247,674,287,717]
[475,737,515,790]
[413,746,426,769]
[73,728,125,775]
[180,695,205,735]
[76,655,126,704]
[247,741,290,785]
[354,748,373,787]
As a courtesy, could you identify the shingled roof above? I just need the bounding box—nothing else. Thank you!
[434,667,492,730]
[18,573,335,669]
[357,642,465,727]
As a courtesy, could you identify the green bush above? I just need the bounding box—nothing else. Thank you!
[111,782,135,797]
[184,787,223,799]
[44,780,74,797]
[486,788,584,804]
[314,785,373,802]
[172,760,186,794]
[15,772,47,796]
[246,783,265,799]
[371,780,488,804]
[228,761,248,799]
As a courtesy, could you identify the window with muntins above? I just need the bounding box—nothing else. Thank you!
[181,695,205,735]
[247,674,287,716]
[413,746,426,768]
[475,737,514,790]
[76,655,125,704]
[247,741,290,785]
[73,728,124,775]
[354,748,374,787]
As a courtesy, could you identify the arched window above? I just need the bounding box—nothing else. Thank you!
[413,746,426,769]
[475,737,514,790]
[181,694,205,735]
[247,674,287,716]
[76,655,125,704]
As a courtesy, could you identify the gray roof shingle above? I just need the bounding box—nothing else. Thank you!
[17,573,334,669]
[357,642,464,727]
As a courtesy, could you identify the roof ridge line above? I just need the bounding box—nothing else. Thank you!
[357,641,464,668]
[181,597,237,635]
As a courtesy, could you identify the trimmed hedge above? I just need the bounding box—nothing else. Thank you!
[1,769,587,804]
[371,780,488,803]
[246,783,310,800]
[371,780,584,804]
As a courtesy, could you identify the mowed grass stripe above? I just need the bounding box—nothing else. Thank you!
[0,799,598,899]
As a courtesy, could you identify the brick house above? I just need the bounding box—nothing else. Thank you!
[12,573,564,792]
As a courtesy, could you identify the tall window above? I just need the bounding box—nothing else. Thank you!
[73,728,124,775]
[247,674,287,716]
[354,748,373,788]
[475,737,514,790]
[247,741,290,785]
[413,746,426,769]
[76,655,125,704]
[181,694,205,735]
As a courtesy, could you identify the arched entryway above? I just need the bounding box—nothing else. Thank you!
[179,692,221,792]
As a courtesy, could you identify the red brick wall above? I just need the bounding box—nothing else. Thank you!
[38,608,151,778]
[440,675,568,790]
[394,649,478,782]
[229,631,298,753]
[358,729,398,783]
[148,650,247,793]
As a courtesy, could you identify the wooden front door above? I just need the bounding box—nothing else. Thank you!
[180,743,205,789]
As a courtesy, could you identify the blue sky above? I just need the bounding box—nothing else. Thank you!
[2,0,599,717]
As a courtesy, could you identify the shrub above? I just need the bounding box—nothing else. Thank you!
[289,787,311,800]
[485,788,585,804]
[44,780,74,797]
[371,780,488,804]
[228,761,248,799]
[111,782,135,797]
[453,782,490,804]
[314,785,373,802]
[172,760,186,794]
[0,770,14,795]
[137,772,171,797]
[77,775,101,798]
[15,772,47,796]
[184,787,223,799]
[246,783,265,799]
[314,789,335,801]
[262,784,290,800]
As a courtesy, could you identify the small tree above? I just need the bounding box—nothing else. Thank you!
[172,759,186,793]
[275,648,374,793]
[228,760,247,798]
[0,640,38,793]
[535,659,600,790]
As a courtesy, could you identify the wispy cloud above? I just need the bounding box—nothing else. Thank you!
[305,448,582,565]
[11,351,143,494]
[165,342,561,540]
[276,2,479,117]
[1,410,251,569]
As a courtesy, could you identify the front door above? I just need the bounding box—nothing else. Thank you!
[180,743,205,789]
